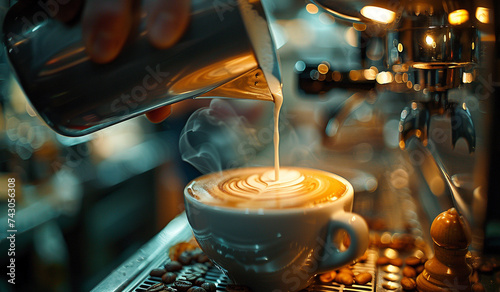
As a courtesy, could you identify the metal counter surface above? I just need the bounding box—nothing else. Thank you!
[91,213,193,292]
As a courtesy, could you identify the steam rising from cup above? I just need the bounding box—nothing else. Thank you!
[179,100,265,175]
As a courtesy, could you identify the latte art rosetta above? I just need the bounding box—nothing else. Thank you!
[187,167,348,209]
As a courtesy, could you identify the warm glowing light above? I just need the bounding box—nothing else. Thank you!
[462,103,468,110]
[353,23,367,31]
[476,7,490,24]
[360,6,396,24]
[463,72,473,83]
[345,27,358,47]
[406,81,412,89]
[318,63,329,74]
[397,43,403,52]
[472,42,475,50]
[384,248,399,259]
[349,70,361,81]
[332,71,342,82]
[376,72,393,84]
[425,35,434,46]
[306,3,319,14]
[395,73,403,83]
[411,102,418,110]
[364,68,377,80]
[449,9,469,25]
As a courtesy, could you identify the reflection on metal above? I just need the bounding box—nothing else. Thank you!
[360,6,396,24]
[448,9,470,25]
[475,7,490,23]
[399,93,476,153]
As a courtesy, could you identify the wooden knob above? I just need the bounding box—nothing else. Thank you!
[430,208,471,249]
[416,208,472,292]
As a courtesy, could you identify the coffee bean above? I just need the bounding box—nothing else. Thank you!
[201,282,216,292]
[192,263,209,273]
[187,287,206,292]
[403,266,417,278]
[405,256,421,267]
[472,282,485,292]
[150,268,167,278]
[174,280,193,291]
[376,256,390,266]
[165,261,183,272]
[401,277,416,290]
[165,287,179,292]
[355,272,372,285]
[335,273,354,285]
[162,272,177,284]
[226,284,252,291]
[194,278,206,286]
[338,268,354,276]
[319,271,336,283]
[179,252,194,265]
[389,258,403,267]
[183,272,201,282]
[197,254,210,263]
[147,283,166,292]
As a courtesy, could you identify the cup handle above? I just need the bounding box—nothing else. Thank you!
[317,212,369,273]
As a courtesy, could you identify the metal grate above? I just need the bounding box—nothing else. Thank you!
[133,248,377,292]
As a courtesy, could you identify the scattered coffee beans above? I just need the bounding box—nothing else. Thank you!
[146,283,167,292]
[355,272,372,285]
[165,261,183,272]
[174,280,193,291]
[201,282,216,292]
[401,277,416,290]
[389,257,403,267]
[150,268,167,278]
[319,271,336,283]
[405,256,421,266]
[376,256,390,266]
[335,272,354,285]
[402,266,417,278]
[162,272,177,284]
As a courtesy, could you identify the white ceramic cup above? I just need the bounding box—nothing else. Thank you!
[184,168,369,292]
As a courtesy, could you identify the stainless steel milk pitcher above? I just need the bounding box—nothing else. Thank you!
[3,0,281,136]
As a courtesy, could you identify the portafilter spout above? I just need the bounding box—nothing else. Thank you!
[399,92,476,153]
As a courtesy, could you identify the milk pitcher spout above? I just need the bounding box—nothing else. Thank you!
[3,0,281,137]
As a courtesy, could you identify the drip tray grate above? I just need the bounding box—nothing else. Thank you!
[133,249,377,292]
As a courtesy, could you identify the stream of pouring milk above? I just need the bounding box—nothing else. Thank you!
[238,0,283,182]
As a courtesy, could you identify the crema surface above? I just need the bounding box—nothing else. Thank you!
[186,167,347,209]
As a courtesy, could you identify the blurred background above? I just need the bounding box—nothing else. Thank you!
[0,0,495,291]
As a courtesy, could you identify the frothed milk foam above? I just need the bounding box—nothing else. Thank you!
[186,167,347,209]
